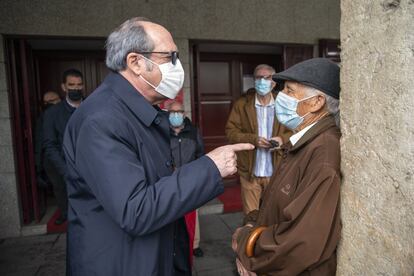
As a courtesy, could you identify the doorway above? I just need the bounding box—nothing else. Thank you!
[5,36,108,225]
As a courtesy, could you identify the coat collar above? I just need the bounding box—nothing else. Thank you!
[105,72,158,127]
[62,98,76,113]
[245,92,257,132]
[289,115,338,152]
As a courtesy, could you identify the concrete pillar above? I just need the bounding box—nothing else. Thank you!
[174,38,193,119]
[0,35,22,238]
[338,0,414,275]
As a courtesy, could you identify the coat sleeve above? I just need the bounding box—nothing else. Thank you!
[236,164,341,275]
[42,109,67,176]
[72,117,224,237]
[225,100,258,146]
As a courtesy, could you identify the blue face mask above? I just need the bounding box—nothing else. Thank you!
[275,93,316,130]
[255,78,272,96]
[169,112,184,127]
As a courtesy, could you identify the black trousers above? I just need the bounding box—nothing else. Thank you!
[174,217,192,276]
[44,160,67,217]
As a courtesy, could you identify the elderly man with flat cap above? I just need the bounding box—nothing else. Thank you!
[232,58,341,276]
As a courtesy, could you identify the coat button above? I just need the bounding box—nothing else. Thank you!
[166,160,172,167]
[154,118,161,125]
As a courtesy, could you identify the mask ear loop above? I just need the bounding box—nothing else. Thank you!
[138,55,160,89]
[298,94,329,121]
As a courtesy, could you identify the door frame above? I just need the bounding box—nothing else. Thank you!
[3,35,106,224]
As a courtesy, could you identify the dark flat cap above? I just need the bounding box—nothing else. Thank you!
[273,58,340,99]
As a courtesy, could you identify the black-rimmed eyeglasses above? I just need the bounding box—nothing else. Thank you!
[139,51,179,65]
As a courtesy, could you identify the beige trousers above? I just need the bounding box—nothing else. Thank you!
[193,209,200,249]
[240,176,271,215]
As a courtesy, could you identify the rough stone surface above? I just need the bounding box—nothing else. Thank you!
[0,0,340,44]
[0,118,13,146]
[0,62,7,91]
[0,173,21,239]
[0,36,5,63]
[338,0,414,275]
[0,89,10,119]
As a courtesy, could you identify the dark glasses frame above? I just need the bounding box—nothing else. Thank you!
[139,51,179,65]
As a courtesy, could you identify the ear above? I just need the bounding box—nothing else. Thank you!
[61,83,67,93]
[126,52,144,76]
[309,94,326,113]
[270,80,276,90]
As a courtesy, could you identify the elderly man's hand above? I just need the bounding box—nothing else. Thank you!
[232,224,253,252]
[232,227,243,252]
[236,258,257,276]
[206,143,254,178]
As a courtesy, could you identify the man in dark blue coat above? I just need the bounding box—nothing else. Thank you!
[63,17,254,276]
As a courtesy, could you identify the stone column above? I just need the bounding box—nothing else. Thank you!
[0,35,22,238]
[174,38,193,119]
[338,0,414,275]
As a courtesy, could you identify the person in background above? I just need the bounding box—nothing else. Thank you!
[168,101,205,259]
[226,64,291,215]
[42,69,84,225]
[233,58,341,275]
[34,91,61,189]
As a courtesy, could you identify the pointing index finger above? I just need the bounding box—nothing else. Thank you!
[230,143,255,152]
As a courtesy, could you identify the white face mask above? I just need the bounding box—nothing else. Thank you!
[139,56,185,99]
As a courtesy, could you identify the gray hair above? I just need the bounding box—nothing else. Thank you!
[303,86,340,127]
[105,17,154,71]
[253,64,275,77]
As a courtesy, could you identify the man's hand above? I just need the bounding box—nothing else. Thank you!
[236,258,257,276]
[232,224,253,252]
[206,143,254,178]
[232,227,243,252]
[269,136,283,151]
[257,137,271,149]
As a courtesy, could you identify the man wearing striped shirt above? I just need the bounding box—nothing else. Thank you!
[226,64,291,215]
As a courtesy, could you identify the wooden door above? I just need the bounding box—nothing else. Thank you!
[6,38,43,223]
[283,45,314,69]
[35,50,108,97]
[194,52,282,153]
[5,38,109,225]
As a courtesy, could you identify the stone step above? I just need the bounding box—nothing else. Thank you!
[198,198,223,216]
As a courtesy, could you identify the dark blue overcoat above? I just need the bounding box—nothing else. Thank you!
[63,72,223,275]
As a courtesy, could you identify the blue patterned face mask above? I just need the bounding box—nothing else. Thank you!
[255,78,272,96]
[169,112,184,127]
[275,93,316,130]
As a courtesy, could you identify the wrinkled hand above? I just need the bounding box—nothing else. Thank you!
[232,224,253,252]
[257,137,271,149]
[236,258,257,276]
[206,143,254,178]
[232,227,243,252]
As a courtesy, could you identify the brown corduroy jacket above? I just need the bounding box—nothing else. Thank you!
[225,91,292,181]
[236,116,342,276]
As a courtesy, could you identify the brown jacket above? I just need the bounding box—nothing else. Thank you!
[236,116,341,276]
[225,91,291,181]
